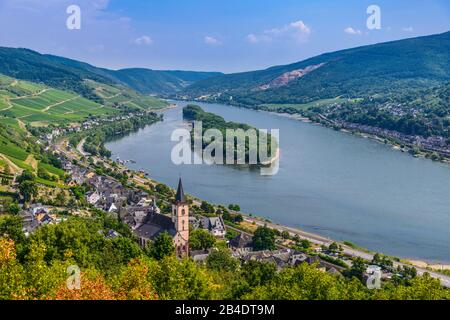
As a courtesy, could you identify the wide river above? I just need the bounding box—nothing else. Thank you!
[106,101,450,263]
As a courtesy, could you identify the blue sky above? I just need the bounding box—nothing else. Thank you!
[0,0,449,73]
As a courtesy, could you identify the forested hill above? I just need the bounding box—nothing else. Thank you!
[108,68,223,95]
[182,31,450,105]
[0,47,221,98]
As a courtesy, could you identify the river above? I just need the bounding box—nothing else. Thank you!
[106,101,450,263]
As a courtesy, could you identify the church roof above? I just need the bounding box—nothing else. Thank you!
[175,178,186,203]
[135,214,176,240]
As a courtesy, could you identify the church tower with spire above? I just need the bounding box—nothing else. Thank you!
[172,178,189,257]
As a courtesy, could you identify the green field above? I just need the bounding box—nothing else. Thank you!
[0,136,29,160]
[86,80,169,110]
[0,75,120,126]
[0,75,169,126]
[38,162,66,178]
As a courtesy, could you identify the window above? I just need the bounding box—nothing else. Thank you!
[182,209,186,215]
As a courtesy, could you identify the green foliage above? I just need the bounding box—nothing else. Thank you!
[0,215,26,244]
[228,204,241,211]
[185,31,450,107]
[344,257,367,281]
[206,248,239,273]
[18,180,38,203]
[189,229,216,251]
[319,84,450,138]
[75,112,161,157]
[183,104,278,164]
[104,69,222,95]
[0,215,448,300]
[200,201,215,214]
[252,226,276,251]
[146,232,175,261]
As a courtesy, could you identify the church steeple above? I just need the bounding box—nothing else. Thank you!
[172,177,189,257]
[175,178,186,203]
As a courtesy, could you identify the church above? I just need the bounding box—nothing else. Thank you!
[134,178,190,257]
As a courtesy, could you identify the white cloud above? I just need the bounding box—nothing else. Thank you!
[289,20,311,35]
[246,33,271,44]
[247,20,311,44]
[344,27,362,35]
[204,36,222,46]
[402,26,414,33]
[133,35,153,46]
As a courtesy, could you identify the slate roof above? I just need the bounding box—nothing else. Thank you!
[229,233,253,248]
[175,178,186,203]
[134,214,176,240]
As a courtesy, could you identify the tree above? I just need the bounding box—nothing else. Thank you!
[281,231,290,239]
[228,204,240,211]
[113,258,157,300]
[206,249,239,272]
[146,232,174,260]
[55,192,66,206]
[241,260,277,287]
[18,180,38,203]
[16,170,35,184]
[297,239,311,250]
[0,238,27,299]
[8,203,20,215]
[345,257,366,281]
[252,226,276,251]
[329,242,342,253]
[189,229,216,251]
[0,215,26,245]
[54,271,117,300]
[200,201,215,213]
[234,214,244,223]
[149,255,216,299]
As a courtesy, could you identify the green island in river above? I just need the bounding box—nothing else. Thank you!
[182,104,279,166]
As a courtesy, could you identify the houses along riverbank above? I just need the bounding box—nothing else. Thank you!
[106,101,450,264]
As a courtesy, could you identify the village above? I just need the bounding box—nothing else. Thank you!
[2,132,409,290]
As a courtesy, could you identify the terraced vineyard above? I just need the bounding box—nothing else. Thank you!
[0,75,120,126]
[0,122,67,190]
[85,79,169,110]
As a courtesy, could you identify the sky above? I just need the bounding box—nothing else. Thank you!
[0,0,449,73]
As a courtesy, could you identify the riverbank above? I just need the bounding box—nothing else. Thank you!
[106,101,450,268]
[104,131,450,271]
[263,109,450,165]
[116,157,450,286]
[183,98,449,165]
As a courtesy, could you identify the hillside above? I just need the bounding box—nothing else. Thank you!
[0,47,222,97]
[183,31,450,105]
[0,73,169,128]
[110,69,223,95]
[0,74,119,126]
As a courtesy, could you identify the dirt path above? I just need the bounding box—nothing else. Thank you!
[76,138,89,156]
[0,154,21,174]
[24,154,38,170]
[10,88,50,100]
[0,97,13,111]
[42,95,80,112]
